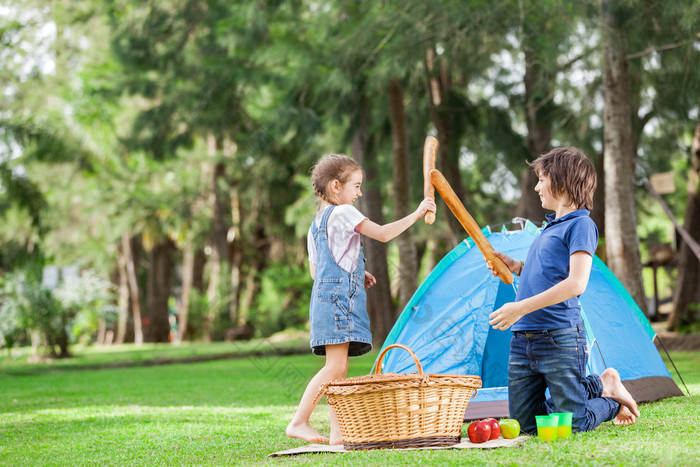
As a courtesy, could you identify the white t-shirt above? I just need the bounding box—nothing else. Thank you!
[307,204,367,273]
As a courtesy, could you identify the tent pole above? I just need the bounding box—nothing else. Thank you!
[593,338,607,370]
[653,335,691,396]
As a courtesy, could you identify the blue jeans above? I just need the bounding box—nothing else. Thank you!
[508,324,620,434]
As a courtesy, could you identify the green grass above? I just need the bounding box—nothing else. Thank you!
[0,335,309,374]
[1,342,698,466]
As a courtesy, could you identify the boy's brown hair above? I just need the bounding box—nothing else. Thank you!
[528,147,597,210]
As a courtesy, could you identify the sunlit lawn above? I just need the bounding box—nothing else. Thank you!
[0,334,309,374]
[1,341,698,465]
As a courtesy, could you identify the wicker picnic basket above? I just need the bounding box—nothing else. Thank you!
[315,344,482,450]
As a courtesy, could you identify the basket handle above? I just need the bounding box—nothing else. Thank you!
[373,343,424,376]
[312,381,331,407]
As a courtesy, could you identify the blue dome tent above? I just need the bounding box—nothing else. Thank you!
[376,220,684,420]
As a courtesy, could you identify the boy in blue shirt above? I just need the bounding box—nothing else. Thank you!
[487,147,640,434]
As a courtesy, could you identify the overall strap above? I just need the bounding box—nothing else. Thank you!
[310,205,335,236]
[318,205,335,230]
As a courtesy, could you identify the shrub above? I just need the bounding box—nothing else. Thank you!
[54,269,118,345]
[0,271,65,356]
[251,263,313,337]
[0,268,118,357]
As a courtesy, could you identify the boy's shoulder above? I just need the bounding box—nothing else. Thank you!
[564,212,599,252]
[568,211,597,230]
[563,211,598,236]
[545,210,596,231]
[543,211,598,246]
[568,212,596,227]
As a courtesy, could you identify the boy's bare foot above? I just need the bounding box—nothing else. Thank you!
[613,405,636,426]
[286,421,330,444]
[601,368,640,417]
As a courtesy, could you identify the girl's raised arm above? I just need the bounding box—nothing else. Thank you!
[356,198,435,243]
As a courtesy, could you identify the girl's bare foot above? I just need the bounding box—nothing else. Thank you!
[613,405,636,426]
[329,421,343,446]
[601,368,640,418]
[286,421,330,444]
[329,404,343,446]
[329,434,343,446]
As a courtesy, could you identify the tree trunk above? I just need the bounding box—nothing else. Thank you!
[30,330,41,357]
[238,223,268,335]
[600,0,648,315]
[193,248,206,293]
[177,244,195,343]
[388,79,418,312]
[352,93,395,345]
[56,312,71,358]
[230,189,244,326]
[178,247,206,342]
[669,116,700,330]
[516,46,551,222]
[235,178,268,336]
[97,318,107,345]
[591,151,606,241]
[42,303,71,357]
[424,47,464,245]
[122,232,143,345]
[115,241,130,344]
[205,133,232,341]
[146,238,176,343]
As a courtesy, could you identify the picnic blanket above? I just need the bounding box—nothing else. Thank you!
[270,435,528,457]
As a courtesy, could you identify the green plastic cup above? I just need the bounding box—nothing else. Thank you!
[536,414,559,442]
[551,412,573,439]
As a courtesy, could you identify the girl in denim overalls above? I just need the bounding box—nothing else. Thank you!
[286,154,436,445]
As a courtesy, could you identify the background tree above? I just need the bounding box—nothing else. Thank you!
[600,0,648,314]
[622,0,700,330]
[670,114,700,330]
[2,0,698,350]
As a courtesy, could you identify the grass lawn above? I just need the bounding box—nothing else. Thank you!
[1,340,698,466]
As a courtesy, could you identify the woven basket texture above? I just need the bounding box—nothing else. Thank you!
[318,344,482,450]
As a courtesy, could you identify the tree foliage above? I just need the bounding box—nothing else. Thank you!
[1,0,699,352]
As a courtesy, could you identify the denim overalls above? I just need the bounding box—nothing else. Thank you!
[309,206,372,357]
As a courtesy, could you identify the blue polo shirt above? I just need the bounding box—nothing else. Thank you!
[513,209,599,331]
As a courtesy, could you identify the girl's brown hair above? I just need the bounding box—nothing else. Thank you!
[529,147,597,210]
[310,154,362,205]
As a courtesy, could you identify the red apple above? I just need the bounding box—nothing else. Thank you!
[484,418,500,440]
[467,420,491,443]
